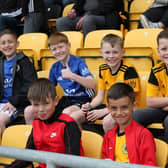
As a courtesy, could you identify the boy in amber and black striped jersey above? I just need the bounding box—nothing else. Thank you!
[133,30,168,143]
[81,34,140,133]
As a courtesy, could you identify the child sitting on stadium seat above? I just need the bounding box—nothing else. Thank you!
[81,33,140,133]
[6,78,84,168]
[102,83,156,166]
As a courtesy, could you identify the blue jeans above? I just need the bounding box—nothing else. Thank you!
[133,107,168,142]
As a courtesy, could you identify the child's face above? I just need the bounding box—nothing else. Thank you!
[158,38,168,66]
[107,96,135,130]
[101,42,124,69]
[50,42,70,63]
[0,34,18,60]
[30,96,59,120]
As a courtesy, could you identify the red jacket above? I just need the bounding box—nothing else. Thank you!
[102,120,156,166]
[33,113,84,168]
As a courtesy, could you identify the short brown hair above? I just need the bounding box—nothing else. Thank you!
[101,33,123,49]
[0,29,17,40]
[107,83,135,104]
[48,32,69,47]
[157,30,168,45]
[28,78,57,102]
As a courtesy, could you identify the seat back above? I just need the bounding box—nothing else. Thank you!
[39,48,56,70]
[84,30,123,48]
[81,130,103,159]
[76,48,100,57]
[137,70,150,108]
[62,31,84,55]
[17,33,48,69]
[154,138,168,167]
[124,28,163,64]
[129,0,154,29]
[0,125,32,164]
[80,56,105,79]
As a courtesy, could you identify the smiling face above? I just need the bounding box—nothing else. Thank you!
[0,34,19,60]
[158,38,168,66]
[50,42,70,64]
[30,96,59,120]
[101,42,124,72]
[107,96,135,132]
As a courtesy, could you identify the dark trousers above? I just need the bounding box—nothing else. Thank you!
[0,15,22,33]
[133,107,168,142]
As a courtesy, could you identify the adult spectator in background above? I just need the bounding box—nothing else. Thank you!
[0,0,22,35]
[62,0,74,7]
[21,0,49,34]
[56,0,124,37]
[139,0,168,29]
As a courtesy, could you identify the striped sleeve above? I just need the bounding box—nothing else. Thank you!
[64,121,81,155]
[124,67,140,93]
[147,70,159,97]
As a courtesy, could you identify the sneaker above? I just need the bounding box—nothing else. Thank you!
[140,15,160,28]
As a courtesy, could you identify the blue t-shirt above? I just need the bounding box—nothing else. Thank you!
[1,56,17,103]
[49,55,95,97]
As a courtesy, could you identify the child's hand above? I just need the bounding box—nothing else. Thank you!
[87,109,105,121]
[1,102,15,114]
[61,63,73,79]
[68,9,77,18]
[81,103,91,112]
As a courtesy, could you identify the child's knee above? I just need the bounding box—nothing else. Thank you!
[63,105,80,115]
[24,106,36,124]
[0,112,10,126]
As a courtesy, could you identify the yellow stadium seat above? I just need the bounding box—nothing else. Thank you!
[0,125,32,165]
[123,55,154,72]
[62,31,84,55]
[17,33,48,70]
[84,30,123,48]
[76,48,100,57]
[37,70,49,78]
[62,3,74,17]
[39,48,56,70]
[147,123,164,129]
[129,0,154,30]
[124,28,163,64]
[48,18,56,30]
[137,70,150,108]
[81,130,103,159]
[81,56,105,79]
[155,138,168,167]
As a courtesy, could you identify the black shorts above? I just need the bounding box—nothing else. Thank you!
[57,96,92,110]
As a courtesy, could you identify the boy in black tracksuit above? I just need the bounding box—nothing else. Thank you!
[0,29,37,133]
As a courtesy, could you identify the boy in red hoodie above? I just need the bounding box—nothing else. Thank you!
[6,78,84,168]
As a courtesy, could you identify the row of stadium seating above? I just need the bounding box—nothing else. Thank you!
[0,124,167,167]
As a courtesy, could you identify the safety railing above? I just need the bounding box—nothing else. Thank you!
[0,146,159,168]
